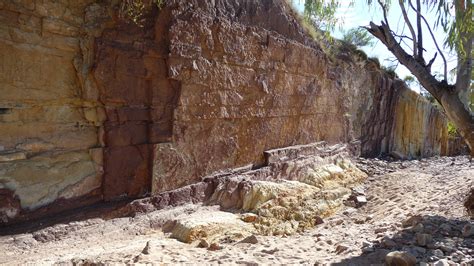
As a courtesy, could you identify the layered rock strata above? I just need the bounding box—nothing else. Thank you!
[0,0,461,225]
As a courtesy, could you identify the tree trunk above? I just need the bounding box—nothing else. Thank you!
[365,22,474,156]
[439,90,474,156]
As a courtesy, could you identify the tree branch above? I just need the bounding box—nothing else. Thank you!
[377,0,390,26]
[415,0,424,60]
[408,0,448,80]
[427,52,438,70]
[398,0,418,57]
[364,22,446,101]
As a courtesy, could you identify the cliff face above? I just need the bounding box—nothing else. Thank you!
[0,1,102,223]
[0,0,458,225]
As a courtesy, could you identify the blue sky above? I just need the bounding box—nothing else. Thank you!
[290,0,458,92]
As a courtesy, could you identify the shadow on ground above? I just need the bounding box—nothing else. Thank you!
[0,199,133,236]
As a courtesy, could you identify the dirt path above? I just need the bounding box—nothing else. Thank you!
[0,156,473,265]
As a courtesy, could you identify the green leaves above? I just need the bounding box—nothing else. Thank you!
[429,0,473,58]
[119,0,164,27]
[303,0,340,32]
[342,27,375,48]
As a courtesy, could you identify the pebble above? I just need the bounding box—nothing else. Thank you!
[432,259,450,266]
[238,235,258,244]
[241,213,258,223]
[356,196,367,206]
[335,244,349,254]
[198,239,209,248]
[430,249,444,258]
[439,244,456,253]
[208,243,222,251]
[141,241,152,255]
[462,223,474,237]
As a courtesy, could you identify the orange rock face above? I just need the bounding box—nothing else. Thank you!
[0,0,462,225]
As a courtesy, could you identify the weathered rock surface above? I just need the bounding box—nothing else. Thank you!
[0,0,464,225]
[165,210,255,244]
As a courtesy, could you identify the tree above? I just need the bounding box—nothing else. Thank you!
[304,0,473,155]
[342,27,375,48]
[364,0,473,155]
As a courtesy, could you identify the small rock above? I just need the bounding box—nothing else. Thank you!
[238,235,258,244]
[430,249,444,258]
[375,227,389,234]
[432,259,450,266]
[314,216,324,225]
[261,248,279,254]
[452,254,462,263]
[141,241,152,255]
[356,196,367,206]
[462,223,474,237]
[416,233,432,247]
[208,243,222,251]
[241,213,258,223]
[412,223,424,233]
[335,244,349,254]
[198,239,209,248]
[382,236,397,249]
[385,251,417,266]
[439,244,455,253]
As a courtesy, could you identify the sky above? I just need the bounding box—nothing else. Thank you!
[290,0,458,92]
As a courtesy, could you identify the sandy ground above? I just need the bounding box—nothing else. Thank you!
[0,156,473,265]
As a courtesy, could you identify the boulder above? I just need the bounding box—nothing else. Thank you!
[385,251,417,266]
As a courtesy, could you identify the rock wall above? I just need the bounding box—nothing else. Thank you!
[0,0,458,225]
[357,73,450,159]
[0,0,103,223]
[389,83,449,158]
